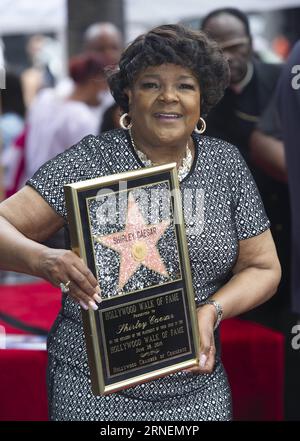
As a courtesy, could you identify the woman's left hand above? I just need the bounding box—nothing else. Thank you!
[184,304,216,374]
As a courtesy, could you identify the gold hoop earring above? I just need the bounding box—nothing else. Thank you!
[194,117,206,134]
[119,113,133,130]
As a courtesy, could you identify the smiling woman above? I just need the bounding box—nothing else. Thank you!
[125,64,201,156]
[0,24,281,421]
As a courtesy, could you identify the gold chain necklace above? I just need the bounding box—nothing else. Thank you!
[129,129,193,182]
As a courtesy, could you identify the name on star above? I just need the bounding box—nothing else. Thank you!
[112,226,158,244]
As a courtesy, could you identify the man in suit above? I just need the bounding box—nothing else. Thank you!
[276,42,300,317]
[277,41,300,420]
[201,8,290,330]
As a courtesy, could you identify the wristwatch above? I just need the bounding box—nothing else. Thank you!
[199,300,223,331]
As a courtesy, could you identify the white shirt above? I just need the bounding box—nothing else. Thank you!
[25,88,100,180]
[55,77,114,128]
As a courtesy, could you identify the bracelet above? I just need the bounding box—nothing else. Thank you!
[199,299,223,331]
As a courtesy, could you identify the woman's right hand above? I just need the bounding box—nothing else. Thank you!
[37,247,101,310]
[183,303,216,375]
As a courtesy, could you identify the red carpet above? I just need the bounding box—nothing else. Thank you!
[221,318,284,421]
[0,282,61,334]
[0,282,284,421]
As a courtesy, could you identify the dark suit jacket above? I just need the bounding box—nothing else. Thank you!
[206,58,282,160]
[277,42,300,314]
[206,58,290,327]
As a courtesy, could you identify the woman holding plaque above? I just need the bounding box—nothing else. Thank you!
[0,25,281,421]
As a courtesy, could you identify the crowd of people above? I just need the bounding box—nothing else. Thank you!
[0,8,299,421]
[1,22,123,200]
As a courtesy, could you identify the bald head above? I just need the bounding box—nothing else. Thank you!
[83,22,123,64]
[202,12,252,85]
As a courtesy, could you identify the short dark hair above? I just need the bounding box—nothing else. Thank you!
[201,8,251,38]
[108,24,229,117]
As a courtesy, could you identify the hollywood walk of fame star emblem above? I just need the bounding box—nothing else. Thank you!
[94,192,170,290]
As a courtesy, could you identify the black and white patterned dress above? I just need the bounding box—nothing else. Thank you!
[27,129,270,421]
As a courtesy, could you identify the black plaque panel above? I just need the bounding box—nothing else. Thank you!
[99,289,192,382]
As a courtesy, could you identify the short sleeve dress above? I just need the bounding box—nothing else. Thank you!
[26,129,270,421]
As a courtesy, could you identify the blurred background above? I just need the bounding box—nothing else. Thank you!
[0,0,300,423]
[1,0,300,78]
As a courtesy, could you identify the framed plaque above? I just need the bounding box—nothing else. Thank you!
[64,162,199,395]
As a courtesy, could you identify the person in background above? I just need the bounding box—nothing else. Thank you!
[201,8,290,330]
[276,40,300,420]
[56,22,123,128]
[22,53,110,253]
[21,35,56,108]
[0,74,31,283]
[83,22,123,125]
[83,22,123,64]
[276,42,300,317]
[99,102,121,133]
[0,71,25,153]
[24,53,108,181]
[201,8,281,164]
[0,71,25,197]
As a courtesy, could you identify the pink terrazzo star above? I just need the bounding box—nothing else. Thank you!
[95,192,170,289]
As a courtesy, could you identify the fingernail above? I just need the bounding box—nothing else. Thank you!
[199,354,207,368]
[79,301,89,310]
[89,300,98,311]
[93,293,102,303]
[95,285,101,294]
